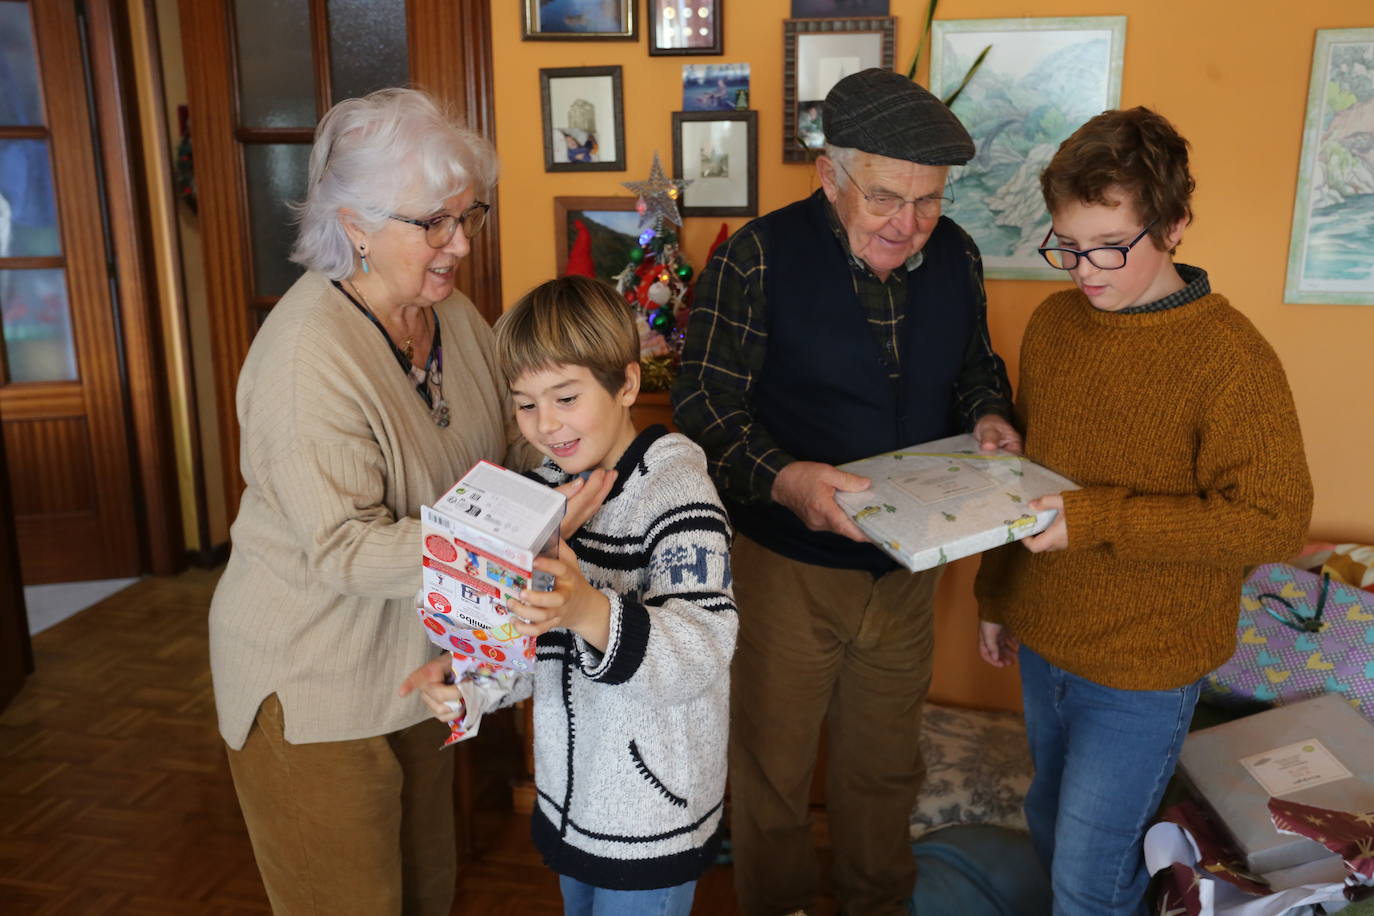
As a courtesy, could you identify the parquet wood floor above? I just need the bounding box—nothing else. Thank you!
[0,568,837,915]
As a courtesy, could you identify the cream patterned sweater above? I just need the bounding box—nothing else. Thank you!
[210,271,530,749]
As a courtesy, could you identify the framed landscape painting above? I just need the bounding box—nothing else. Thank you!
[1284,28,1374,306]
[523,0,637,40]
[553,196,640,283]
[930,16,1126,279]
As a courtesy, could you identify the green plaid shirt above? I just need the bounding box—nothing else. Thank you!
[672,197,1013,506]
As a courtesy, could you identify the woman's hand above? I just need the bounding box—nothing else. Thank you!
[397,656,464,722]
[556,469,616,540]
[508,539,611,651]
[977,621,1019,668]
[1022,494,1068,553]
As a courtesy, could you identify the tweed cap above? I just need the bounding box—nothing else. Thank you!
[822,68,974,166]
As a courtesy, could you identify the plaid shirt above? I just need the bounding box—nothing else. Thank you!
[1118,263,1210,314]
[672,197,1013,506]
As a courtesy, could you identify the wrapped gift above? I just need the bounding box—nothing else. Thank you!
[1176,694,1374,875]
[1201,563,1374,721]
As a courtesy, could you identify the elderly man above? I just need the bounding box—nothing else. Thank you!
[672,69,1020,915]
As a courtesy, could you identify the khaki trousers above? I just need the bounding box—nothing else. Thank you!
[728,534,939,916]
[225,694,456,916]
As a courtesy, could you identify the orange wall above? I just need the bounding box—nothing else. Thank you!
[491,1,1374,711]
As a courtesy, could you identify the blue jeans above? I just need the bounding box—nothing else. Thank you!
[558,875,697,916]
[1019,646,1200,916]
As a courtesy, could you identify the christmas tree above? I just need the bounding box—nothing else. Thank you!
[616,153,695,391]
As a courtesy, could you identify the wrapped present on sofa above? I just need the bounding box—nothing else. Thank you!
[1201,563,1374,721]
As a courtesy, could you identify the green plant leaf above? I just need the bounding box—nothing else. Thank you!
[906,0,940,80]
[941,44,990,107]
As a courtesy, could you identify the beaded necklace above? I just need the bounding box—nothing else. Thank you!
[333,281,450,427]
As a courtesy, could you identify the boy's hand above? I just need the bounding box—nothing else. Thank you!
[397,656,465,722]
[556,469,616,539]
[1022,494,1068,552]
[974,414,1023,455]
[773,461,870,542]
[509,539,611,651]
[978,621,1019,667]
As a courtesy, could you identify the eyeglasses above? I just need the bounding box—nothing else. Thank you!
[390,201,491,247]
[1038,222,1155,270]
[834,161,951,219]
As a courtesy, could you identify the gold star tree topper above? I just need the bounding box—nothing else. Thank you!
[622,152,691,232]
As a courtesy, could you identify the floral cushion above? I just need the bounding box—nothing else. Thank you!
[911,703,1032,838]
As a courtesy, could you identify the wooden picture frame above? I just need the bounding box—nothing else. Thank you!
[647,0,723,56]
[782,17,894,163]
[672,110,757,217]
[522,0,637,40]
[553,196,641,281]
[540,66,626,172]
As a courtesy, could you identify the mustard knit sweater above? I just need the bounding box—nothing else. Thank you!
[975,288,1313,690]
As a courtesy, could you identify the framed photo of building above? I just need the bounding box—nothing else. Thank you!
[672,110,758,217]
[929,16,1126,279]
[523,0,637,40]
[782,17,894,163]
[1284,28,1374,305]
[648,0,723,56]
[553,196,641,282]
[540,66,626,172]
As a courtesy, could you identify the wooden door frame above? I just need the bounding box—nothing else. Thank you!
[181,0,502,524]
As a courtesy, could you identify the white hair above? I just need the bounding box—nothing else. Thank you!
[823,144,860,186]
[290,87,498,280]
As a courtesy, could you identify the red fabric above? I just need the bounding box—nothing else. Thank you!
[707,222,730,261]
[563,219,596,278]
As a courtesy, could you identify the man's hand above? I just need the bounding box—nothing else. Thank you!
[1022,493,1068,552]
[770,461,871,542]
[508,539,612,651]
[397,656,465,722]
[977,621,1019,668]
[973,414,1023,455]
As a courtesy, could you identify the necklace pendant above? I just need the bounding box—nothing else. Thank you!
[428,367,442,387]
[432,399,450,428]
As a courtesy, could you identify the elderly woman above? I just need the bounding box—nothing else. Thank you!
[209,88,605,915]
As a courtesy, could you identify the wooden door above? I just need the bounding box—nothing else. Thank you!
[0,0,142,584]
[180,0,501,523]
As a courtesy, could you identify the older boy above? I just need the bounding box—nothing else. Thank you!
[402,276,736,916]
[975,107,1313,915]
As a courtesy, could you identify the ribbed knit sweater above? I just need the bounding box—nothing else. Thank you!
[489,426,737,891]
[975,288,1313,690]
[210,271,530,749]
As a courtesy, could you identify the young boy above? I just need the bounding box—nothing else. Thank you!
[974,107,1313,915]
[401,276,736,915]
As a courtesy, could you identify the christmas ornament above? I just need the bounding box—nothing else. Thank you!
[622,152,691,232]
[648,282,672,306]
[628,246,645,265]
[675,264,693,281]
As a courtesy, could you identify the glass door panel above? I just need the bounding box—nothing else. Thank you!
[327,0,409,104]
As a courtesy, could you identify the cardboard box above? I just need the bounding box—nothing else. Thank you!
[416,461,564,673]
[1177,693,1374,875]
[833,434,1079,572]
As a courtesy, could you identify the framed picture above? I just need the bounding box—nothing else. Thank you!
[540,66,626,172]
[782,17,895,163]
[682,62,750,111]
[648,0,722,56]
[1284,28,1374,306]
[672,110,758,217]
[523,0,637,40]
[930,16,1126,279]
[554,196,641,282]
[790,0,888,16]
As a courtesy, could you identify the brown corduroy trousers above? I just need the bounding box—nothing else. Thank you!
[728,533,940,916]
[225,694,456,916]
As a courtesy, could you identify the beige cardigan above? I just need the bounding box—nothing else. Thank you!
[209,271,529,749]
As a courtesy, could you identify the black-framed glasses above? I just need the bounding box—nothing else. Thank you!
[834,161,951,219]
[390,201,491,247]
[1038,222,1155,270]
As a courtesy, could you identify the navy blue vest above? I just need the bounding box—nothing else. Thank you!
[728,191,977,573]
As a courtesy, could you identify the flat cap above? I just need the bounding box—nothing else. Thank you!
[822,68,975,166]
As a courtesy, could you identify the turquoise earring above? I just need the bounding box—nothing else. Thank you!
[360,246,370,274]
